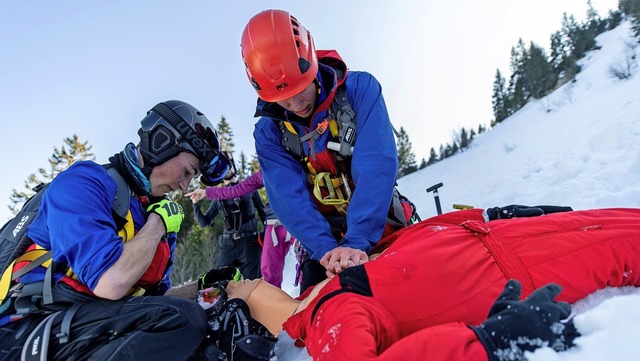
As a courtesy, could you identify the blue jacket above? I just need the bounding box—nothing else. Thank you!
[26,161,175,294]
[253,59,398,260]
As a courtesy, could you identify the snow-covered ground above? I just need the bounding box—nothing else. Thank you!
[275,19,640,360]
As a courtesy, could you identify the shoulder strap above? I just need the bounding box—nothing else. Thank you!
[330,87,357,157]
[105,166,131,220]
[276,120,307,163]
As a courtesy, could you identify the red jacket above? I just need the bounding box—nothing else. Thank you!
[283,208,640,360]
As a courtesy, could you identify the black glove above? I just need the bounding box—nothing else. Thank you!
[472,280,580,361]
[198,266,243,290]
[486,204,573,221]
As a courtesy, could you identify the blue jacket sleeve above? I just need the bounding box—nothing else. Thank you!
[254,120,339,260]
[340,71,398,252]
[27,162,127,291]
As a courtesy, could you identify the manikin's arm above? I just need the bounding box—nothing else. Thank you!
[226,279,300,336]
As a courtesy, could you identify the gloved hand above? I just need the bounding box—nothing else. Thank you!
[198,266,243,290]
[485,204,573,221]
[471,280,580,361]
[147,198,185,233]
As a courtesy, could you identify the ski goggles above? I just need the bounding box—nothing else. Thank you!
[200,151,232,186]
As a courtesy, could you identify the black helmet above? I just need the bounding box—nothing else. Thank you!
[138,100,231,186]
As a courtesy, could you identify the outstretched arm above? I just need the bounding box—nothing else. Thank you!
[206,170,264,200]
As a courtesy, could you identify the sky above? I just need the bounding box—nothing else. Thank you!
[0,0,620,222]
[275,19,640,360]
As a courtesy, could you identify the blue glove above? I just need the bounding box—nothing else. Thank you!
[472,280,580,361]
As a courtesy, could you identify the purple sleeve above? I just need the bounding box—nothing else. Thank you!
[204,169,264,200]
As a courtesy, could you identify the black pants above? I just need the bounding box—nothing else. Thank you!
[299,259,328,295]
[0,284,209,361]
[217,233,262,279]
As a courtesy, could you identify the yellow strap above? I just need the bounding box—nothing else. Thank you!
[0,260,16,303]
[312,172,350,206]
[0,249,51,303]
[329,119,339,138]
[283,121,298,135]
[118,211,135,243]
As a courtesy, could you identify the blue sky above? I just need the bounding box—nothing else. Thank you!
[0,0,618,221]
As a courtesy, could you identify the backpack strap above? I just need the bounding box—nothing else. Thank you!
[277,120,306,163]
[330,87,357,157]
[21,311,61,361]
[105,166,131,220]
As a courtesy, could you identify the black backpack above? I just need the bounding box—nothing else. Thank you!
[206,298,278,361]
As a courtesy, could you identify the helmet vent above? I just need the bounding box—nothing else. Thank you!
[298,58,311,74]
[152,127,172,152]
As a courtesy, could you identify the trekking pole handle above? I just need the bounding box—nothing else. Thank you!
[426,182,443,193]
[426,182,444,215]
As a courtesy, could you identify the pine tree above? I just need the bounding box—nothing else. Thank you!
[443,144,453,159]
[216,116,235,152]
[550,30,567,77]
[418,158,427,169]
[237,151,249,180]
[524,42,557,99]
[507,39,530,113]
[438,145,445,161]
[9,134,95,214]
[427,147,438,166]
[396,127,418,177]
[491,69,508,125]
[249,154,260,173]
[459,127,469,150]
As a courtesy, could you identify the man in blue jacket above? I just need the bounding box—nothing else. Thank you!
[241,10,410,292]
[0,100,249,360]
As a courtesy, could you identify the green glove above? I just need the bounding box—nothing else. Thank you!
[147,199,184,233]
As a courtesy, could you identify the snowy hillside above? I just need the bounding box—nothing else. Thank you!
[276,19,640,360]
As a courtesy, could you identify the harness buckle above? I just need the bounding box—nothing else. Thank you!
[312,172,351,212]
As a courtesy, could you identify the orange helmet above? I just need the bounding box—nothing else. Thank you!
[241,9,318,102]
